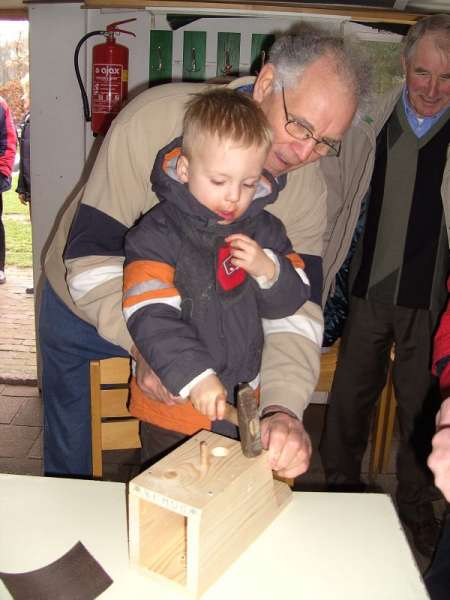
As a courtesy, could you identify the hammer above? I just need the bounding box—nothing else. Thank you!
[222,384,262,458]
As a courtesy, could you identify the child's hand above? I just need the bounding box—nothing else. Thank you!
[225,234,275,281]
[190,374,227,420]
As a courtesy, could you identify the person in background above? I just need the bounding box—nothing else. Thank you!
[320,14,450,559]
[39,25,369,478]
[16,74,32,294]
[425,298,450,598]
[0,95,17,285]
[123,88,310,461]
[425,396,450,599]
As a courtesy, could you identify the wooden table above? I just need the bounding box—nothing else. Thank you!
[0,474,428,599]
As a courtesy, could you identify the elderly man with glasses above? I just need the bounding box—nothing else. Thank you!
[320,14,450,560]
[281,85,342,158]
[39,26,369,479]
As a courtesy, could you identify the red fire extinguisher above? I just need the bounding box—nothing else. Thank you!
[74,19,136,136]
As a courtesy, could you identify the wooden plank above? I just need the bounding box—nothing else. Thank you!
[194,467,291,596]
[83,0,425,24]
[90,360,104,478]
[0,9,28,18]
[102,419,141,450]
[101,388,130,418]
[99,356,131,385]
[381,391,397,472]
[138,500,187,584]
[315,343,339,393]
[131,431,252,511]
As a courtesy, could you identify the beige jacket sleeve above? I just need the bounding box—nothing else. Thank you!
[64,84,196,351]
[64,118,156,351]
[262,163,326,419]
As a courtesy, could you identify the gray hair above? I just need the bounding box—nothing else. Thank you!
[403,14,450,63]
[268,25,371,113]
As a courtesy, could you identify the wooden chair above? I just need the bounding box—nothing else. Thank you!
[317,342,396,481]
[90,357,140,479]
[370,347,397,477]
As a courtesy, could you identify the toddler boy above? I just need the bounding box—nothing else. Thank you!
[123,88,310,461]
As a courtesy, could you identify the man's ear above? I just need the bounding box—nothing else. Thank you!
[253,63,276,104]
[176,154,190,183]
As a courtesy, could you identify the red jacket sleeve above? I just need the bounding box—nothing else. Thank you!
[433,278,450,398]
[0,97,16,180]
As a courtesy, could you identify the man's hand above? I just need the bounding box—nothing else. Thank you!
[133,347,182,406]
[225,234,275,282]
[190,374,227,420]
[260,412,311,478]
[18,193,29,206]
[428,397,450,502]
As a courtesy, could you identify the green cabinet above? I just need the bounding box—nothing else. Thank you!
[216,32,241,78]
[149,30,173,86]
[250,33,275,75]
[183,31,207,81]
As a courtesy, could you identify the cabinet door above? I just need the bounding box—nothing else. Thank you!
[250,33,275,75]
[149,30,173,86]
[216,32,241,78]
[182,31,207,81]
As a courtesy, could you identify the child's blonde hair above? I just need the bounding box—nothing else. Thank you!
[182,88,272,158]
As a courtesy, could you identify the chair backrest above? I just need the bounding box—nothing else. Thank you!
[315,342,339,393]
[90,357,141,479]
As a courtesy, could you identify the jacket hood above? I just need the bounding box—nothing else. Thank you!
[150,136,280,228]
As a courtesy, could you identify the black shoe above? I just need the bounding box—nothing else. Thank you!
[25,287,34,294]
[401,514,442,558]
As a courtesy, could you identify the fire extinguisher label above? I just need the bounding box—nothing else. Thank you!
[92,63,123,114]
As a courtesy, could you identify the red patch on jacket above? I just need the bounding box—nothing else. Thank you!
[217,244,246,291]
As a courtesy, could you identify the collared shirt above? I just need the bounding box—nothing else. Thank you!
[402,85,449,138]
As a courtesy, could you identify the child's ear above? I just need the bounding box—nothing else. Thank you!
[176,154,190,183]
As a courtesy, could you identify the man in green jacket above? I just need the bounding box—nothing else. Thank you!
[320,14,450,559]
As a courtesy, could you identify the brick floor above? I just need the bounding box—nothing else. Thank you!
[0,266,36,385]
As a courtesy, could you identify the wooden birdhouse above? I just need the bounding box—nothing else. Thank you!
[128,429,292,598]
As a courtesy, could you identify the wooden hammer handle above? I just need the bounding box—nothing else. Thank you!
[223,402,239,427]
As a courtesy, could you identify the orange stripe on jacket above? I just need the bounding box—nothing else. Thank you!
[129,377,211,436]
[286,252,305,270]
[124,260,175,292]
[123,260,178,309]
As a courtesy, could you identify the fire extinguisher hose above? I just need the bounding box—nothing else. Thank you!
[74,31,106,123]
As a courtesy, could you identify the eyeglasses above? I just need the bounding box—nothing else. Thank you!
[281,85,341,157]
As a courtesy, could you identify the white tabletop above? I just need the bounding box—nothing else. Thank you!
[0,474,428,599]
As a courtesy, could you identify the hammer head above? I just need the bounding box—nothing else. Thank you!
[237,384,262,458]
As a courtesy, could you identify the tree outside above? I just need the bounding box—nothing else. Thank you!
[0,20,29,125]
